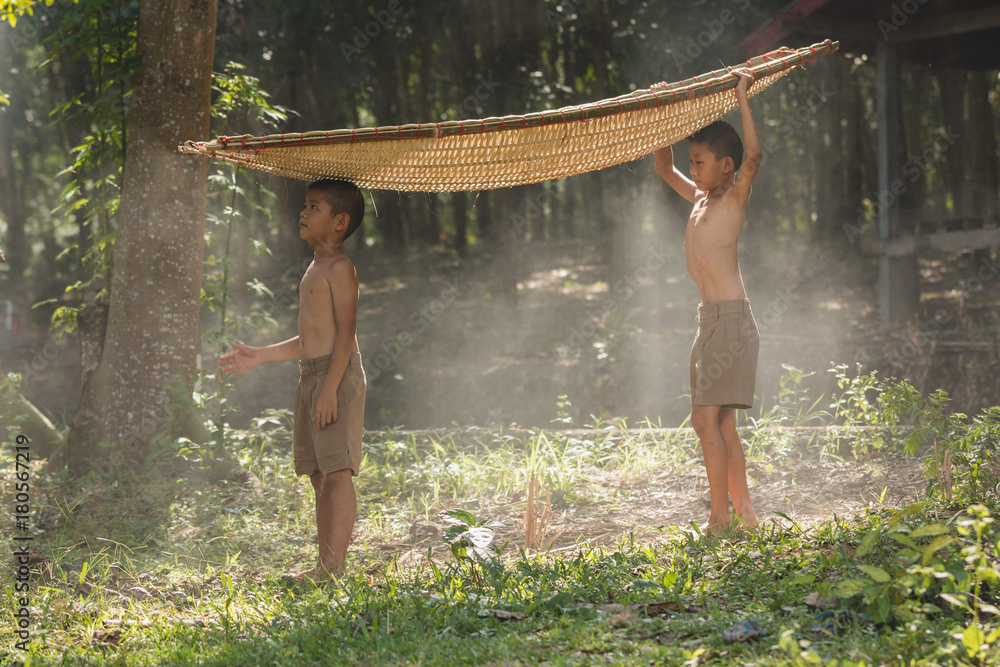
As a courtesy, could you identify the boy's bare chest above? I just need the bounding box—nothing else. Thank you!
[299,267,332,306]
[686,201,720,244]
[685,198,739,248]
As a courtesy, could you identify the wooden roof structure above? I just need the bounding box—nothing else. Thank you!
[742,0,1000,69]
[743,0,1000,328]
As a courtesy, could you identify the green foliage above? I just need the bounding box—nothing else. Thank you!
[197,62,293,452]
[6,399,1000,666]
[828,363,1000,504]
[210,61,293,129]
[746,364,832,459]
[830,503,1000,661]
[33,0,139,331]
[0,0,56,27]
[440,508,499,564]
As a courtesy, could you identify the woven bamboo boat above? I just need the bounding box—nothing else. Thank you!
[180,40,837,192]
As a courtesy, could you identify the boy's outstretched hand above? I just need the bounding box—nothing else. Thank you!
[220,341,262,378]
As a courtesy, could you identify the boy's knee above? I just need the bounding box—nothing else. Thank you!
[690,407,719,435]
[323,469,352,488]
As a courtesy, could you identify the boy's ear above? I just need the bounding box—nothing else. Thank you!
[722,156,735,174]
[335,212,350,231]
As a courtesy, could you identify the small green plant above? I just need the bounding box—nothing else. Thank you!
[745,364,830,459]
[551,394,573,426]
[439,508,498,564]
[942,505,1000,662]
[827,363,1000,504]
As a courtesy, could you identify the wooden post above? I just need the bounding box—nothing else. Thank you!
[876,42,919,329]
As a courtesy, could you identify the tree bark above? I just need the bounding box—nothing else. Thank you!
[67,0,217,470]
[0,22,28,276]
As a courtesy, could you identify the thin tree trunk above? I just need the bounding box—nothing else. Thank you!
[374,48,403,251]
[938,68,969,218]
[968,70,997,222]
[453,191,469,253]
[900,65,928,231]
[840,56,863,235]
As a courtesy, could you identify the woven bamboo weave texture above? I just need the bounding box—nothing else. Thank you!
[180,40,838,192]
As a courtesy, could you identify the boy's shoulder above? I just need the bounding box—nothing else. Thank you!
[306,252,357,283]
[325,252,359,285]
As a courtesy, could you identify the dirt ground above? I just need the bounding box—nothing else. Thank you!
[379,448,928,565]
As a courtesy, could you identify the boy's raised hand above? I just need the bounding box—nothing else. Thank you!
[731,66,762,197]
[732,67,755,97]
[220,341,262,378]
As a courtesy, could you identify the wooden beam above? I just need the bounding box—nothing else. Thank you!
[886,6,1000,44]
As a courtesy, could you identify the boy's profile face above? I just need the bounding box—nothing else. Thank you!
[688,141,734,192]
[300,189,348,245]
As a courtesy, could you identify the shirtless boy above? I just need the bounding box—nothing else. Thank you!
[654,70,761,533]
[220,179,366,576]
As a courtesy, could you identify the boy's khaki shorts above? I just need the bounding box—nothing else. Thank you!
[689,299,759,410]
[293,351,366,477]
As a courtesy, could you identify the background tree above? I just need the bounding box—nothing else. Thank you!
[2,0,998,439]
[66,0,216,471]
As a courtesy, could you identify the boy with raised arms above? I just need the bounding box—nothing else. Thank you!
[654,70,761,533]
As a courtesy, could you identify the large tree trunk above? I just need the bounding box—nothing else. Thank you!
[67,0,216,471]
[0,22,28,276]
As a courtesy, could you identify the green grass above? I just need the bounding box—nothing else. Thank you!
[3,366,1000,665]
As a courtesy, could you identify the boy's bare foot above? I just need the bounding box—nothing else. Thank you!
[292,564,341,582]
[733,509,759,530]
[699,516,731,535]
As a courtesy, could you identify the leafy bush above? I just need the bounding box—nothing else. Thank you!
[829,364,1000,504]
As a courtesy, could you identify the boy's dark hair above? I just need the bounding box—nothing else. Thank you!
[308,179,365,240]
[688,120,743,172]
